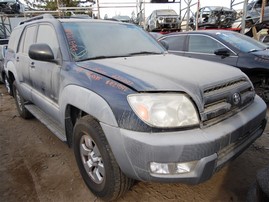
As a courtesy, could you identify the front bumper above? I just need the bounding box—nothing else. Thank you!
[101,95,267,184]
[156,22,180,30]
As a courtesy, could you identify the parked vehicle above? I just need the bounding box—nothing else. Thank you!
[0,42,8,85]
[189,6,237,29]
[4,14,267,200]
[111,15,131,23]
[0,0,20,14]
[260,34,269,45]
[159,30,269,101]
[247,0,269,25]
[145,9,181,32]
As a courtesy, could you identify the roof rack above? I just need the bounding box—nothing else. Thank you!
[19,14,54,25]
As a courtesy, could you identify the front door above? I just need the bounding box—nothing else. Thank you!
[29,24,61,107]
[185,34,238,67]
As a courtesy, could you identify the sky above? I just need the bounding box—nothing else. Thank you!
[95,0,246,19]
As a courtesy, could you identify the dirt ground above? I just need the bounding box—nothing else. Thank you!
[0,84,269,202]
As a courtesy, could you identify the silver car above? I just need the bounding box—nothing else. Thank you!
[145,9,181,32]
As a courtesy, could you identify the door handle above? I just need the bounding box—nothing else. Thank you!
[16,57,19,62]
[30,62,35,68]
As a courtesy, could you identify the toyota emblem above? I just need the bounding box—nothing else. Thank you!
[232,93,241,105]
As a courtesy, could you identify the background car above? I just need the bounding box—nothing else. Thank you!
[247,0,269,25]
[159,30,269,101]
[189,6,237,29]
[260,34,269,45]
[145,9,181,32]
[111,15,131,23]
[0,43,8,84]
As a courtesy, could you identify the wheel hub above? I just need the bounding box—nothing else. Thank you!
[80,135,105,184]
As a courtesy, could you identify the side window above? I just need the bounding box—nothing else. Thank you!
[19,25,36,54]
[36,24,59,58]
[188,35,225,54]
[162,35,186,51]
[8,27,23,53]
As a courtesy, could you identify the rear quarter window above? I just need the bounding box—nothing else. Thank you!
[8,26,23,52]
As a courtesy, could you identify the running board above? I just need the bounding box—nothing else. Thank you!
[25,104,67,142]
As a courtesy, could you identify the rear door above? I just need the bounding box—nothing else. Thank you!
[16,25,37,86]
[185,34,238,66]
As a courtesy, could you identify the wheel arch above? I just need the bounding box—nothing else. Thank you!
[60,85,118,147]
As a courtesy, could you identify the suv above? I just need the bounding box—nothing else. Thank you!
[4,14,267,200]
[145,9,181,32]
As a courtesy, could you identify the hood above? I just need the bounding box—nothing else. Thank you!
[77,54,245,106]
[158,15,179,18]
[251,49,269,58]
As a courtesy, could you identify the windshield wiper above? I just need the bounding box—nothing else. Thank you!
[125,51,163,57]
[248,49,261,53]
[77,55,120,61]
[77,52,163,61]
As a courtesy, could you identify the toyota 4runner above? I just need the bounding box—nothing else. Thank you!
[4,14,267,200]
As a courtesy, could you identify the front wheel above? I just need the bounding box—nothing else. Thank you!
[73,116,134,201]
[13,81,32,119]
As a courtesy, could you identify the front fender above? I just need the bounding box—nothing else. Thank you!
[59,85,118,127]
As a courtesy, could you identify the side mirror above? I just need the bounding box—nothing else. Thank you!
[160,40,169,50]
[214,48,230,57]
[29,43,54,62]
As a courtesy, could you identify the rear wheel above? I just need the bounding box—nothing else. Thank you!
[73,116,134,201]
[13,81,32,119]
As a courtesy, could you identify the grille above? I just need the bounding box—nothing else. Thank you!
[201,78,255,127]
[165,18,176,23]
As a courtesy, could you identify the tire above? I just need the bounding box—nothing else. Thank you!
[4,74,13,96]
[13,81,32,119]
[73,116,134,201]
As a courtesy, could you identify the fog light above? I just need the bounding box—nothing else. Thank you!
[150,161,197,175]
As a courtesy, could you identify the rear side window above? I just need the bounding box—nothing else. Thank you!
[162,35,186,51]
[8,26,23,53]
[18,25,37,54]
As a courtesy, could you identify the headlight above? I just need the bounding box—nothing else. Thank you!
[127,93,199,128]
[220,15,226,22]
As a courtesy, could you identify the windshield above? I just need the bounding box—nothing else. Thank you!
[216,31,267,53]
[62,21,165,61]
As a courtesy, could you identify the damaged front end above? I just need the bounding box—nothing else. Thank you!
[191,6,237,29]
[211,9,237,28]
